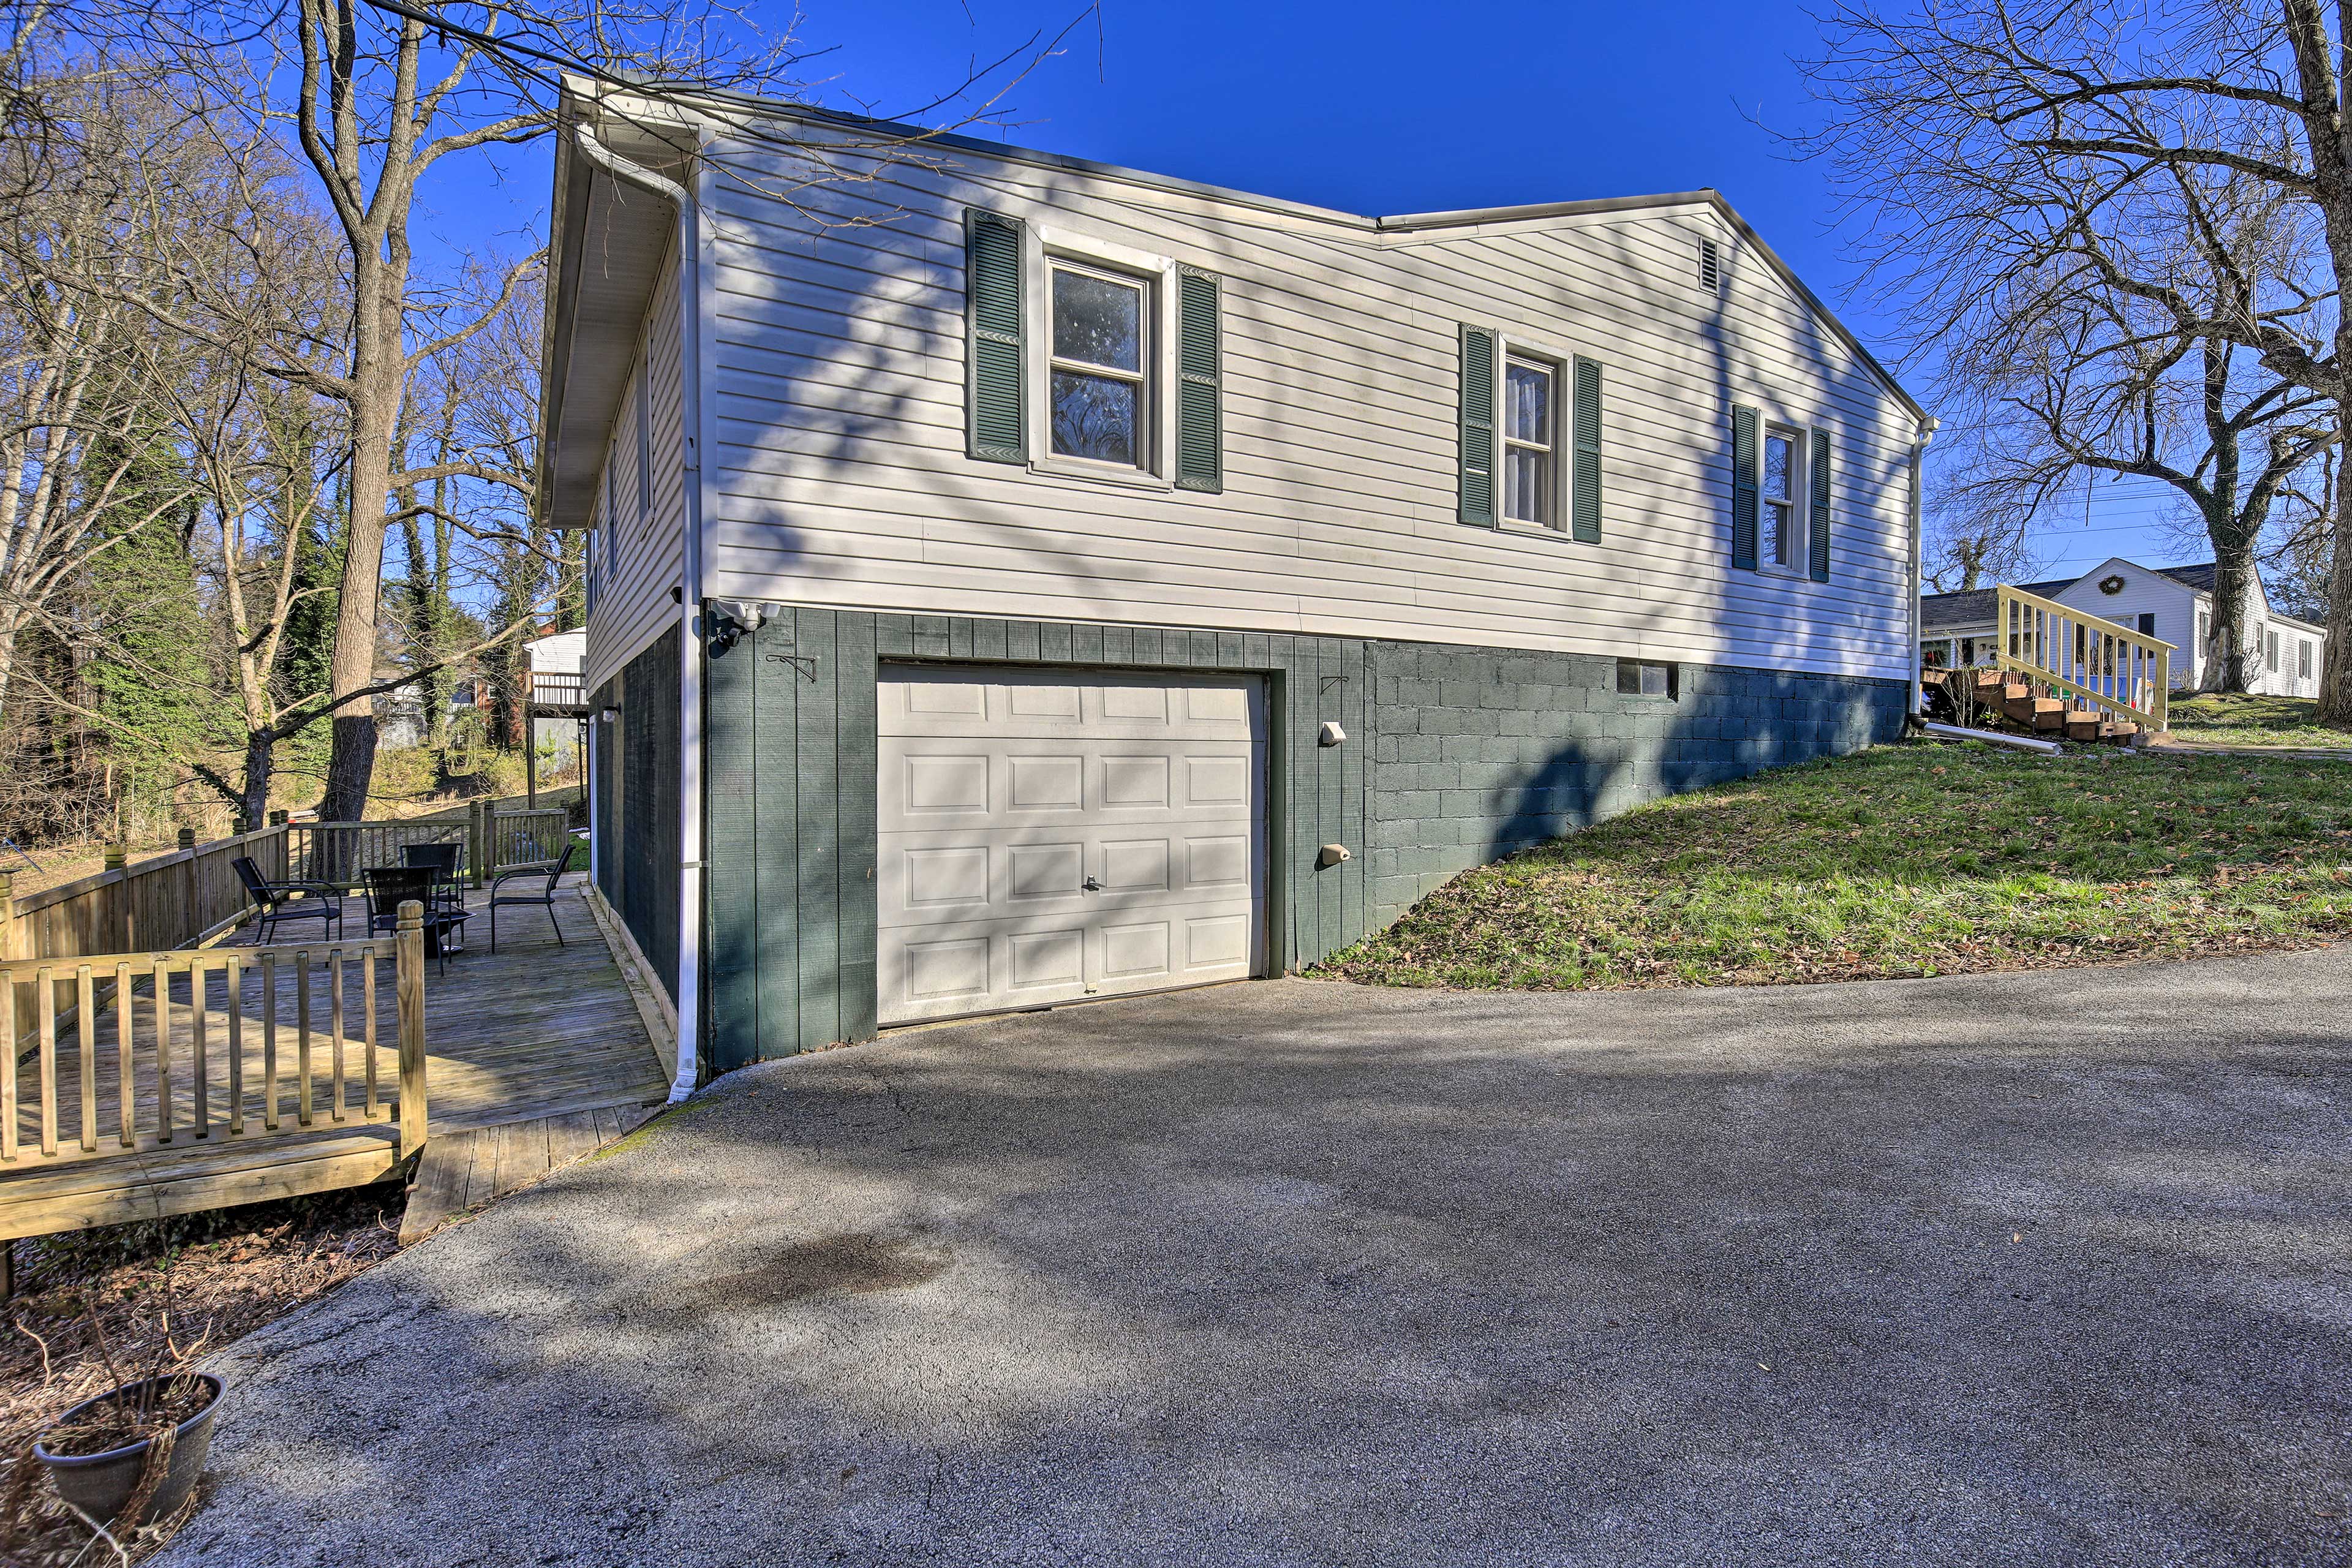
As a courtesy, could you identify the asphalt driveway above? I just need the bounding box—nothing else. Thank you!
[160,951,2352,1567]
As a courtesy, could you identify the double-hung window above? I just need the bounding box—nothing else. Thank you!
[1048,260,1150,470]
[1502,356,1556,527]
[1762,424,1801,570]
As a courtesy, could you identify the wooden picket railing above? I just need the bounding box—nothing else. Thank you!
[1996,583,2174,731]
[3,825,293,1051]
[490,808,571,873]
[0,904,429,1242]
[287,819,471,889]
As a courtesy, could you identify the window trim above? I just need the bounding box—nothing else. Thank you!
[1490,331,1589,541]
[1499,349,1562,531]
[1025,227,1179,489]
[1757,419,1810,576]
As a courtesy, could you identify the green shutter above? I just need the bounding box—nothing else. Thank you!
[1808,428,1832,582]
[965,209,1025,464]
[1459,326,1496,525]
[1176,266,1223,492]
[1730,404,1760,570]
[1570,356,1602,543]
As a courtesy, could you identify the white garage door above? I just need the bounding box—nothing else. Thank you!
[876,665,1266,1025]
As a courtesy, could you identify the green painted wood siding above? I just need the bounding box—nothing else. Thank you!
[701,611,1368,1069]
[592,625,682,1003]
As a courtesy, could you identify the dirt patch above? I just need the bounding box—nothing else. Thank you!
[655,1234,949,1317]
[1,1183,404,1564]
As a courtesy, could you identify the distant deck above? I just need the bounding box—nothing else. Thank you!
[1,876,669,1244]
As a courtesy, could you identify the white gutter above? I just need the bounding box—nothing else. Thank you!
[573,121,706,1104]
[1909,417,1939,712]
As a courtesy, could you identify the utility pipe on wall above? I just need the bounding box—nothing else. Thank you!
[1909,416,1940,713]
[574,116,709,1104]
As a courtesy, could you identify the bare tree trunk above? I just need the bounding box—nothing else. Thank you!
[320,277,402,820]
[2324,412,2352,719]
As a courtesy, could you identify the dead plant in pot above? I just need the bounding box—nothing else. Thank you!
[5,1276,221,1564]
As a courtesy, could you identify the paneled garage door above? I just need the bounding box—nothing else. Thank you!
[876,665,1267,1025]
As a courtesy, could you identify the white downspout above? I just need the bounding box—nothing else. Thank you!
[1909,416,1938,712]
[575,121,706,1103]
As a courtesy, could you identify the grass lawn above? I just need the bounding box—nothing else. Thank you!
[2164,692,2352,749]
[1322,741,2352,990]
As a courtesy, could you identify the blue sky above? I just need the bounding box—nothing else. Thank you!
[430,0,2187,581]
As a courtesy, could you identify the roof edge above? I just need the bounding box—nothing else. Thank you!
[568,89,1931,426]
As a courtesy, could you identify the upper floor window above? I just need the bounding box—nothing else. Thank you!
[1502,355,1556,526]
[1763,424,1802,570]
[1049,260,1150,469]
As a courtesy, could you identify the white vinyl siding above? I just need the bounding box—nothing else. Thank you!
[695,127,1918,680]
[584,254,688,693]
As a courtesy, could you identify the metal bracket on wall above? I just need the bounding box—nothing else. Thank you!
[1320,674,1350,694]
[766,654,820,682]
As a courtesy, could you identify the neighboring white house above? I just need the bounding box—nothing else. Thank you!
[524,628,587,767]
[1921,556,2326,698]
[541,85,1929,1082]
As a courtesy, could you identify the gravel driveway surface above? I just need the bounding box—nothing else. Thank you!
[158,951,2352,1567]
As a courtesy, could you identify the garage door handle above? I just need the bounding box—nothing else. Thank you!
[1082,876,1102,892]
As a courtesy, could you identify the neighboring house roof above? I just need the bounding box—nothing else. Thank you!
[1920,558,2332,642]
[1918,578,2070,633]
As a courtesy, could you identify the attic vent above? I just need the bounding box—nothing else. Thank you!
[1700,239,1722,293]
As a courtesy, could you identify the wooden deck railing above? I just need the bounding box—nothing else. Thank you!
[287,818,470,889]
[491,809,571,872]
[1996,583,2174,731]
[1,903,428,1174]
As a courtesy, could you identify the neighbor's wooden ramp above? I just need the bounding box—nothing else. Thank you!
[400,1104,657,1243]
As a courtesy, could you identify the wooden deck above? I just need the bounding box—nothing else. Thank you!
[1,877,669,1242]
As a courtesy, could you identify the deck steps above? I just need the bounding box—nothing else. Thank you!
[1959,670,2143,748]
[398,1101,660,1244]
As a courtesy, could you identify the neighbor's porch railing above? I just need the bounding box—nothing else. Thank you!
[1,902,428,1171]
[1996,583,2174,731]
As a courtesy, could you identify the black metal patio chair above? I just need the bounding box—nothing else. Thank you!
[362,865,467,973]
[400,842,469,940]
[232,855,342,943]
[487,858,567,954]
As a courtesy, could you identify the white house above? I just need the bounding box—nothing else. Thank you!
[1920,556,2326,698]
[540,85,1929,1084]
[524,628,587,767]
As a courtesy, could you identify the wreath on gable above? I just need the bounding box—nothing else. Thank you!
[2098,574,2127,595]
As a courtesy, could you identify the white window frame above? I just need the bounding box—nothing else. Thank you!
[1025,227,1178,489]
[1759,418,1810,576]
[1500,349,1562,531]
[1490,331,1580,540]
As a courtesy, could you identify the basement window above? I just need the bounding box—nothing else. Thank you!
[1616,658,1676,699]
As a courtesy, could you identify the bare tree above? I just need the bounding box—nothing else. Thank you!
[1797,1,2352,710]
[0,69,215,723]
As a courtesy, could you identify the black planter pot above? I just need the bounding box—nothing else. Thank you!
[34,1373,222,1528]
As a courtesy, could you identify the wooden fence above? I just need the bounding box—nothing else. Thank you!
[0,903,429,1241]
[1996,583,2174,731]
[2,825,293,1049]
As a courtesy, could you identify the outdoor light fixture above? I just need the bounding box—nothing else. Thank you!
[599,706,619,723]
[705,598,769,655]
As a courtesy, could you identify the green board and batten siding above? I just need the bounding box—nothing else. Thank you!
[699,609,1370,1071]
